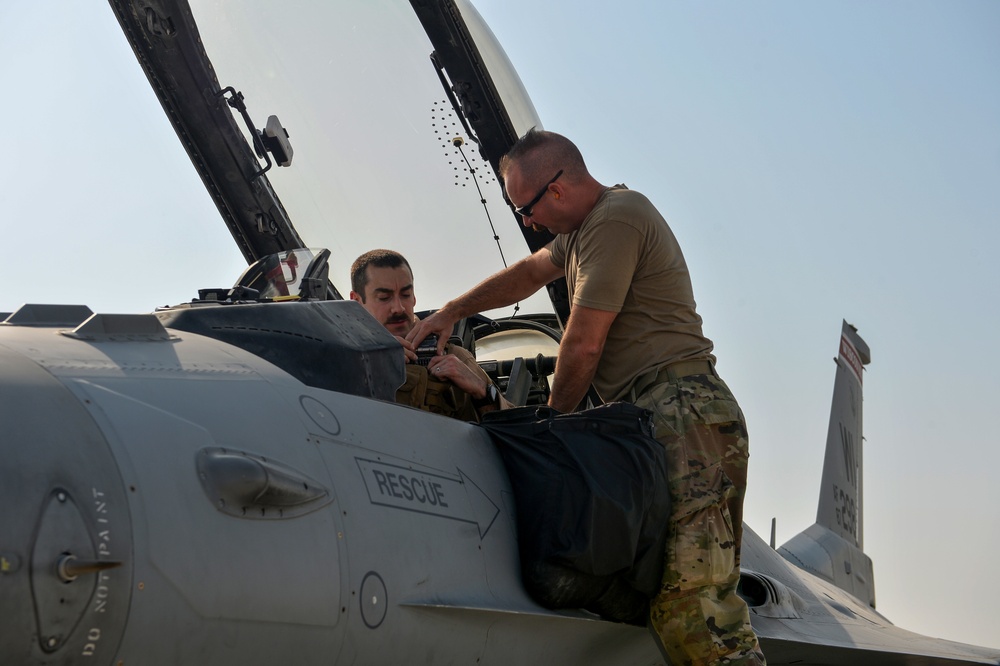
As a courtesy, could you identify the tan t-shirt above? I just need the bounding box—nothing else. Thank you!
[548,186,714,402]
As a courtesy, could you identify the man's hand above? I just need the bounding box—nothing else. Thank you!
[426,352,488,398]
[394,336,417,364]
[405,247,561,356]
[406,309,456,356]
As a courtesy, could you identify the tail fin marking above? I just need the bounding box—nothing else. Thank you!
[778,321,876,607]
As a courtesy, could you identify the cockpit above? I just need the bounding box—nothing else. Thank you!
[197,248,333,303]
[156,248,559,409]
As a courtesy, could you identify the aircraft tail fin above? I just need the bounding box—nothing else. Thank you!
[778,321,876,607]
[817,320,870,547]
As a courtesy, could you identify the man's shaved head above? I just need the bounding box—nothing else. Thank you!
[499,127,589,186]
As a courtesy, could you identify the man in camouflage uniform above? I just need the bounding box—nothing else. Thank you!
[350,249,507,419]
[409,129,765,664]
[635,373,758,664]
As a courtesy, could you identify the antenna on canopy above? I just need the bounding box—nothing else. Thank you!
[451,135,519,318]
[428,50,522,318]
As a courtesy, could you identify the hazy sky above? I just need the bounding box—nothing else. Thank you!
[481,1,1000,651]
[3,0,998,653]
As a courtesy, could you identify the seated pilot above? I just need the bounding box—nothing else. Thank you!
[350,249,508,420]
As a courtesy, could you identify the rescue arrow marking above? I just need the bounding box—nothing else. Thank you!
[355,458,499,539]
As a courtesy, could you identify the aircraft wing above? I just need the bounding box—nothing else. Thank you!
[742,530,1000,665]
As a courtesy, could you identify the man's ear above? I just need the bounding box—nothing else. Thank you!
[349,290,364,304]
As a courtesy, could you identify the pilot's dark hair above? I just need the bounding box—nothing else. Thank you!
[351,249,412,301]
[499,127,588,186]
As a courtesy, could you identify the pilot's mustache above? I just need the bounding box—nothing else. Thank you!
[386,314,409,324]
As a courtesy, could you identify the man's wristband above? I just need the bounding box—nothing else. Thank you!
[472,382,501,409]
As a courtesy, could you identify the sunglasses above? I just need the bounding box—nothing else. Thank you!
[514,169,563,218]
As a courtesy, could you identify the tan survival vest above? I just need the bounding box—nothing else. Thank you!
[395,363,478,421]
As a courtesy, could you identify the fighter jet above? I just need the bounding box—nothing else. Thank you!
[1,1,998,664]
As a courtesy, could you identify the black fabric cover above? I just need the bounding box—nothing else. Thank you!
[479,402,669,624]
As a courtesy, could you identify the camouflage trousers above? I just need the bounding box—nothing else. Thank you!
[633,373,766,666]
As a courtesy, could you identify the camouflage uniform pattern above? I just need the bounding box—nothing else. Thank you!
[633,372,766,665]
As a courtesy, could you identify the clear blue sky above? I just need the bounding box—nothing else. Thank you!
[2,0,998,652]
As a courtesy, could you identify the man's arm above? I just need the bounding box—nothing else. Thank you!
[427,346,512,413]
[547,304,618,412]
[406,247,562,354]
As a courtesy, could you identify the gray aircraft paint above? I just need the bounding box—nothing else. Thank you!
[1,0,999,663]
[3,303,999,664]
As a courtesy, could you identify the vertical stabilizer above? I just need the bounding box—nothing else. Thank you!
[778,321,876,607]
[817,321,870,548]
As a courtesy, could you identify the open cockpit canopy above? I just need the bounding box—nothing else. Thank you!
[110,0,565,319]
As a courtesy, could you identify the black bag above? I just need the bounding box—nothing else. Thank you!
[479,402,669,624]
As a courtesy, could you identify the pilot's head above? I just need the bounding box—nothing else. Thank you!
[350,249,416,336]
